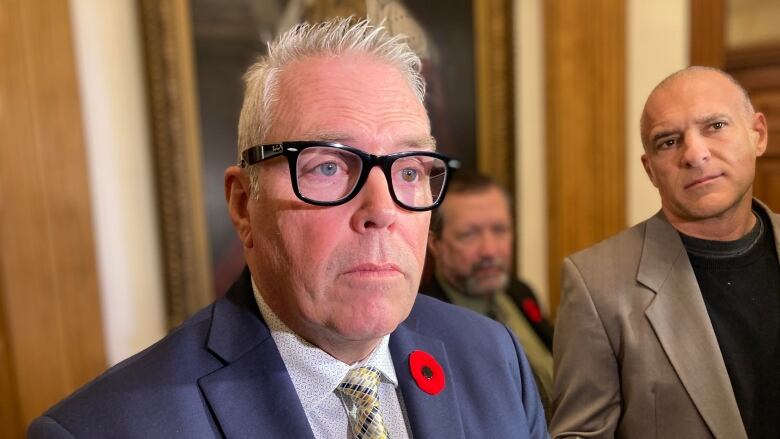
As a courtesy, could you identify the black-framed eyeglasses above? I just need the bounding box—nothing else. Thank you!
[239,141,460,211]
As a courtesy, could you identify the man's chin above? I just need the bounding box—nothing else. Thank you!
[464,275,509,297]
[329,301,413,342]
[464,283,500,297]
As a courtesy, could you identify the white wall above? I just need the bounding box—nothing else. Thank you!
[626,0,688,226]
[70,0,166,365]
[515,0,549,311]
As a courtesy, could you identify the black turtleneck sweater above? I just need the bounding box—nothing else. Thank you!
[680,207,780,438]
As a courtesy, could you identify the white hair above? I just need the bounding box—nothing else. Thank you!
[237,17,426,194]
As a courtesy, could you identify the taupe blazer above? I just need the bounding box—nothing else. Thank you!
[551,201,780,439]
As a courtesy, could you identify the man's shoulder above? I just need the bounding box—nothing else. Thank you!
[30,296,238,437]
[412,293,500,324]
[405,294,530,374]
[58,302,215,384]
[568,215,655,266]
[407,294,516,348]
[418,275,448,302]
[755,197,780,225]
[401,294,547,436]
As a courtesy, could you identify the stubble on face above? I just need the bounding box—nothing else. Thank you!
[461,260,510,297]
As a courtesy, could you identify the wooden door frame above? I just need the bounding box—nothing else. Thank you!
[0,0,106,433]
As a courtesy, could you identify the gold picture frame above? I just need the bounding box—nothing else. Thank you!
[474,0,515,191]
[138,0,213,328]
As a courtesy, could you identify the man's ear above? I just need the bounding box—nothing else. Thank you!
[225,166,253,248]
[751,112,768,157]
[641,154,659,188]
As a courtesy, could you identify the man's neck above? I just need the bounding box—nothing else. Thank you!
[251,276,382,365]
[435,272,494,315]
[666,198,756,241]
[311,333,382,365]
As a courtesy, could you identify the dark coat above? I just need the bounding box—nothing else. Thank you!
[29,268,547,438]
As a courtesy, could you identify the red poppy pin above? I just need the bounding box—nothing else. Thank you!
[408,350,445,395]
[521,297,542,324]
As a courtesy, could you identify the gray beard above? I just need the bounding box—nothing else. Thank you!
[463,271,509,297]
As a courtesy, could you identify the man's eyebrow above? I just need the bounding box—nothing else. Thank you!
[401,135,437,151]
[694,113,731,125]
[303,131,349,142]
[650,129,678,145]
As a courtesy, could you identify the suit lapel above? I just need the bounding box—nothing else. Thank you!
[390,320,466,439]
[757,198,780,255]
[639,214,747,439]
[198,272,315,439]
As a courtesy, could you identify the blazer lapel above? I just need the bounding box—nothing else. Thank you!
[198,273,315,439]
[390,321,466,439]
[639,213,747,439]
[757,198,780,255]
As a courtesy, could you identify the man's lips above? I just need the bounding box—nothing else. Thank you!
[685,173,723,189]
[343,263,402,276]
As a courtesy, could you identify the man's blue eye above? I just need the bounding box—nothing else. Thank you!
[318,163,338,176]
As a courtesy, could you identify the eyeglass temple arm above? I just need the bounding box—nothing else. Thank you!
[239,143,285,167]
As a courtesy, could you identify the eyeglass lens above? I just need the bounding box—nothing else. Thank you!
[294,146,447,208]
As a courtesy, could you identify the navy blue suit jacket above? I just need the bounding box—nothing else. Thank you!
[29,269,547,438]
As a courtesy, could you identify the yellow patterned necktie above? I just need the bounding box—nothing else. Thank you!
[337,366,390,439]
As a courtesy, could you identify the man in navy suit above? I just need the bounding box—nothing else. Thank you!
[29,18,546,438]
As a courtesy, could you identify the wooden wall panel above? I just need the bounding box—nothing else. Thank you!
[0,269,21,438]
[0,0,106,433]
[727,47,780,214]
[690,0,725,67]
[545,0,627,317]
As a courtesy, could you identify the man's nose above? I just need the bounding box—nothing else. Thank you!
[477,232,501,256]
[350,167,398,232]
[682,133,711,168]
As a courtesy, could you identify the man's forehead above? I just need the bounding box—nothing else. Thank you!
[645,74,741,127]
[445,211,512,235]
[269,55,431,148]
[648,70,740,108]
[278,53,411,98]
[444,190,511,219]
[300,130,437,151]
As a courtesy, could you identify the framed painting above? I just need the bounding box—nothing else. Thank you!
[138,0,515,328]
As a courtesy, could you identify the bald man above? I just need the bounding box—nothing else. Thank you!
[551,67,779,438]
